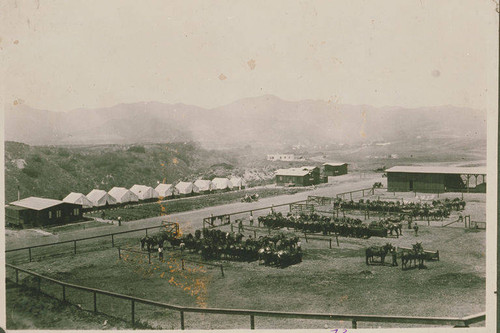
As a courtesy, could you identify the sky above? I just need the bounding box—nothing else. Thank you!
[1,0,498,111]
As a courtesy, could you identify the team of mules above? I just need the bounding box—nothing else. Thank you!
[258,212,394,238]
[334,197,465,220]
[366,242,431,270]
[140,228,302,268]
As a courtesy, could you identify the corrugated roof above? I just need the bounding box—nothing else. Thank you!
[10,196,65,210]
[275,166,318,177]
[323,162,347,167]
[385,166,487,175]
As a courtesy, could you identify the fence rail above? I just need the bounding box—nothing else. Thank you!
[5,263,484,329]
[117,247,225,276]
[5,224,167,263]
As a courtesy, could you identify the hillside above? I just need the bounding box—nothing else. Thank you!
[4,142,241,203]
[4,96,487,149]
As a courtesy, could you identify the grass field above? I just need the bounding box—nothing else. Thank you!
[7,219,485,329]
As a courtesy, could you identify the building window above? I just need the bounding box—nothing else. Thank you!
[48,211,52,219]
[279,176,283,181]
[74,208,79,215]
[56,210,62,218]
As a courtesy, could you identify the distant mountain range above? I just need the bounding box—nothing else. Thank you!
[4,95,487,148]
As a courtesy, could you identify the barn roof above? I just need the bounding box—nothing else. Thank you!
[10,197,65,210]
[323,162,347,167]
[275,166,318,176]
[385,166,487,175]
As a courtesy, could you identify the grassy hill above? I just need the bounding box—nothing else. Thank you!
[4,141,238,203]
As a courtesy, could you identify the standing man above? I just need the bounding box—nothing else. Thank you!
[391,248,398,266]
[413,223,419,236]
[249,212,254,226]
[118,216,122,226]
[158,246,164,262]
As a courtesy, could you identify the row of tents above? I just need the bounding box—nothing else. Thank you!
[62,177,247,208]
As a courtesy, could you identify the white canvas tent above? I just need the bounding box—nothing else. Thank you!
[229,176,246,190]
[108,187,139,203]
[155,183,179,198]
[175,182,199,195]
[194,179,214,192]
[130,185,159,200]
[87,189,117,207]
[212,178,233,191]
[63,192,93,208]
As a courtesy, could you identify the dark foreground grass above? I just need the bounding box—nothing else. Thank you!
[8,223,486,330]
[5,280,154,330]
[85,187,305,222]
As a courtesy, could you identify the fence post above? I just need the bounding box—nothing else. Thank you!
[250,315,255,329]
[37,276,41,293]
[62,285,66,301]
[73,240,77,255]
[111,234,114,247]
[15,268,19,284]
[146,228,148,236]
[131,300,135,325]
[352,320,357,328]
[148,252,151,264]
[118,247,121,259]
[304,232,308,243]
[29,248,32,262]
[180,311,185,330]
[336,235,339,247]
[231,224,234,233]
[182,259,185,270]
[220,265,225,277]
[329,238,332,249]
[254,230,257,239]
[93,291,97,313]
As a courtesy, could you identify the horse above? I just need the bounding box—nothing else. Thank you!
[401,242,425,269]
[365,243,394,265]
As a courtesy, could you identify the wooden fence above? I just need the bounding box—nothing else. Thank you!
[5,224,167,263]
[5,264,484,329]
[117,247,225,277]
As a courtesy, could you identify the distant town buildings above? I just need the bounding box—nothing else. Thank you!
[267,154,295,161]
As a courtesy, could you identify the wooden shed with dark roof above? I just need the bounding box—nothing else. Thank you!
[6,196,83,227]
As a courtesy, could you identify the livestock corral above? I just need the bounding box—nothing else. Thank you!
[5,187,486,330]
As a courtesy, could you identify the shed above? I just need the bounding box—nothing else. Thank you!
[87,189,118,207]
[323,162,348,177]
[194,180,214,193]
[6,196,83,227]
[155,183,179,198]
[386,166,487,193]
[275,166,320,186]
[175,182,200,196]
[108,187,139,203]
[212,178,233,191]
[130,185,159,201]
[63,192,94,208]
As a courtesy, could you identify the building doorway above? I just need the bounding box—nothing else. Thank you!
[409,180,414,191]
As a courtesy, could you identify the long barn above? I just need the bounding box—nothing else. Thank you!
[386,166,486,193]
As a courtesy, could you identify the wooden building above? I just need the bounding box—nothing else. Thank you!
[275,166,320,186]
[6,196,83,228]
[386,166,486,193]
[323,162,348,177]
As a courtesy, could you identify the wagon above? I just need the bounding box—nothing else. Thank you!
[368,228,388,238]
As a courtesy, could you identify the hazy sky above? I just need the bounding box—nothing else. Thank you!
[2,0,498,111]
